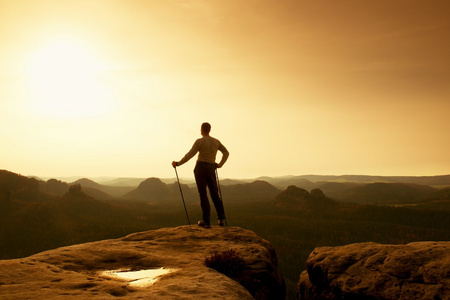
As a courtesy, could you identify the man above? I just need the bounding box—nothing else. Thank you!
[172,122,229,227]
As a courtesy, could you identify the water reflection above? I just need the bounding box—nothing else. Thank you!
[102,267,178,287]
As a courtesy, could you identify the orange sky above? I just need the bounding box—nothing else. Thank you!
[1,0,449,179]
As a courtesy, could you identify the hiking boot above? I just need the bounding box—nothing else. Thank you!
[218,219,224,227]
[197,220,210,228]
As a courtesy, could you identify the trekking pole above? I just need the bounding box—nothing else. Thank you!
[174,166,191,226]
[215,168,228,226]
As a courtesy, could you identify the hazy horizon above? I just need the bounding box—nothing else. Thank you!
[2,0,449,179]
[26,171,450,185]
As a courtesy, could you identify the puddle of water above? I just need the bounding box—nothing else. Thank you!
[102,267,178,287]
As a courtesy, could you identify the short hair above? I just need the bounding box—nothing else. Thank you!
[201,122,211,134]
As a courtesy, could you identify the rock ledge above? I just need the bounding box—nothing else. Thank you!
[298,241,450,300]
[0,226,285,299]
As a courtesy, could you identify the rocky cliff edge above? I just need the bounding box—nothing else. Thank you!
[0,226,285,299]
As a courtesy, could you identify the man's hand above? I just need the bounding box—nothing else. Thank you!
[215,163,220,169]
[172,161,178,168]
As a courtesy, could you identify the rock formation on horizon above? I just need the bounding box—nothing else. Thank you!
[0,226,285,299]
[275,186,336,209]
[298,241,450,300]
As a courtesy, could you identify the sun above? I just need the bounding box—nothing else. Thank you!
[25,39,115,119]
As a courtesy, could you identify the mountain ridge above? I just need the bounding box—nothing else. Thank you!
[4,169,450,207]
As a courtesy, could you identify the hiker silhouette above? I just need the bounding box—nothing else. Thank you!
[172,122,229,227]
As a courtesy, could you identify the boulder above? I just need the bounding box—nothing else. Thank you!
[298,242,450,300]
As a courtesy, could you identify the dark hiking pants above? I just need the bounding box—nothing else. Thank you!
[194,161,225,225]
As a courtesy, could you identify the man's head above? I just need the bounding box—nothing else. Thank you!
[201,122,211,136]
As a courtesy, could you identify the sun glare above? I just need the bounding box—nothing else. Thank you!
[25,39,115,119]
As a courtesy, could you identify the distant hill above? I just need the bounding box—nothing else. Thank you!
[274,186,336,209]
[124,177,170,202]
[1,169,39,194]
[0,170,44,204]
[38,178,118,200]
[39,178,69,196]
[71,178,134,198]
[221,180,280,203]
[72,178,104,189]
[123,177,198,205]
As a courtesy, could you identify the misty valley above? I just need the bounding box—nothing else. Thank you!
[1,170,449,299]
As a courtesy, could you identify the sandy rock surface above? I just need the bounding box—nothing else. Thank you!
[298,241,450,300]
[0,226,284,299]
